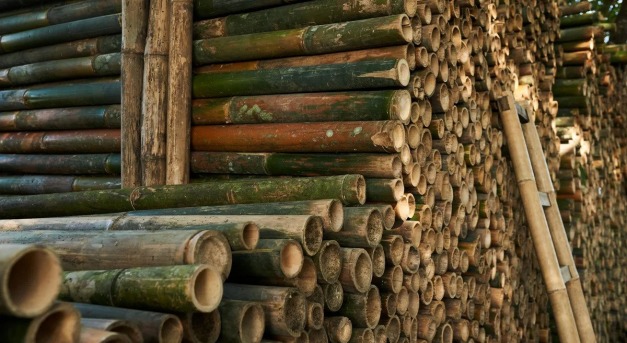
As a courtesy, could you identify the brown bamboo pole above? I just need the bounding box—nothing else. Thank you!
[141,0,169,186]
[178,310,221,343]
[218,300,265,343]
[0,302,81,343]
[0,244,61,317]
[497,94,580,343]
[74,303,183,343]
[121,0,147,188]
[79,327,131,343]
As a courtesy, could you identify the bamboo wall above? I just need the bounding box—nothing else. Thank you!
[0,0,625,343]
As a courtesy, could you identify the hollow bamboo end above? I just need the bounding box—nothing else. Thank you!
[2,245,61,317]
[352,175,367,205]
[103,322,142,343]
[370,245,386,278]
[280,240,304,279]
[31,302,81,343]
[405,44,416,71]
[404,0,418,17]
[328,199,345,232]
[354,250,374,293]
[397,60,411,87]
[183,310,220,343]
[161,316,184,343]
[189,230,232,280]
[425,72,437,97]
[400,16,413,43]
[297,258,318,296]
[320,241,342,284]
[323,282,344,312]
[391,123,406,152]
[191,265,223,312]
[241,303,265,343]
[304,216,324,256]
[308,302,324,330]
[366,210,384,247]
[391,157,404,182]
[391,265,404,293]
[390,236,405,266]
[392,90,412,122]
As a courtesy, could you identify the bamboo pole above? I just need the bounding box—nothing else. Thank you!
[219,300,265,343]
[60,264,223,313]
[166,0,193,185]
[0,175,366,218]
[121,0,148,188]
[79,327,131,343]
[80,318,142,343]
[0,244,61,317]
[0,302,80,343]
[74,303,183,343]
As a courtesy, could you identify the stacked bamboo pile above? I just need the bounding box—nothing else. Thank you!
[552,2,627,340]
[0,0,123,194]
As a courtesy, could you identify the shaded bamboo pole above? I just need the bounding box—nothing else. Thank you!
[74,303,183,343]
[497,94,580,343]
[166,0,192,185]
[121,0,148,188]
[80,318,142,343]
[141,0,169,186]
[0,302,81,343]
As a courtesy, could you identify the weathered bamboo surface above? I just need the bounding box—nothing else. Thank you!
[0,0,625,342]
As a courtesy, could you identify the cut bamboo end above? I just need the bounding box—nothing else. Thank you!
[323,282,344,312]
[368,245,386,278]
[281,240,305,279]
[397,59,411,87]
[80,327,131,343]
[324,316,352,343]
[80,319,142,343]
[379,205,396,230]
[191,265,224,313]
[239,303,265,343]
[303,216,324,256]
[26,302,81,343]
[180,310,221,343]
[391,90,412,122]
[187,230,233,280]
[0,244,61,317]
[328,199,345,233]
[382,235,404,266]
[307,301,324,330]
[296,258,318,296]
[315,240,341,284]
[396,287,409,315]
[400,16,413,43]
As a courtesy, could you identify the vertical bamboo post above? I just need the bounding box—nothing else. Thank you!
[121,0,148,188]
[521,117,596,343]
[166,0,193,184]
[497,94,580,343]
[141,0,170,186]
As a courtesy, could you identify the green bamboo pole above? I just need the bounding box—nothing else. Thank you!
[73,303,183,343]
[0,14,122,53]
[559,1,591,16]
[0,0,121,35]
[123,199,344,233]
[0,302,80,343]
[0,230,231,273]
[0,130,120,153]
[0,175,366,218]
[191,152,403,179]
[0,244,61,317]
[610,51,627,64]
[222,284,306,337]
[0,106,121,131]
[0,78,120,111]
[192,90,411,124]
[193,0,308,18]
[0,35,120,69]
[0,154,120,175]
[121,0,147,188]
[552,79,587,97]
[60,265,223,313]
[559,12,603,28]
[0,176,120,194]
[193,59,410,97]
[191,121,405,153]
[555,66,586,79]
[194,0,416,38]
[194,15,412,64]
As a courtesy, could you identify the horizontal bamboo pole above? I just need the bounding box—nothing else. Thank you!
[0,175,120,194]
[0,230,231,275]
[325,207,383,248]
[60,264,223,313]
[0,52,121,87]
[80,318,142,343]
[79,327,130,343]
[338,285,381,329]
[0,0,121,35]
[0,78,120,111]
[74,303,183,343]
[0,105,121,131]
[0,153,120,175]
[0,14,122,53]
[194,0,416,37]
[0,175,366,218]
[192,90,411,125]
[0,130,120,154]
[193,0,308,18]
[194,15,412,64]
[0,244,61,317]
[229,239,303,280]
[191,152,403,179]
[0,302,80,343]
[0,34,121,69]
[193,59,410,97]
[223,284,306,337]
[192,121,405,153]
